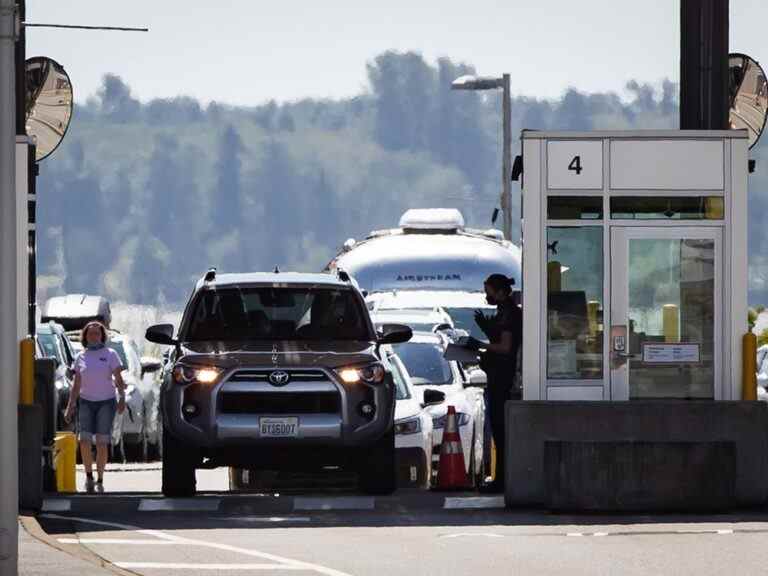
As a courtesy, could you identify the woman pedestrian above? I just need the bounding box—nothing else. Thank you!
[64,321,125,493]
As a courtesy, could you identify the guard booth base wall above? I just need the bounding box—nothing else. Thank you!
[521,130,748,403]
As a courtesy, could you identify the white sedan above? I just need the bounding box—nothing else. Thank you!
[390,331,486,486]
[384,349,441,489]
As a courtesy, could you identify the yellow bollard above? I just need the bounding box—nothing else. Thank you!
[54,432,77,492]
[743,332,758,401]
[547,261,562,293]
[663,304,680,343]
[19,338,35,405]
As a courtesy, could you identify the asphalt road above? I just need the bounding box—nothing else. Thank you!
[27,467,768,575]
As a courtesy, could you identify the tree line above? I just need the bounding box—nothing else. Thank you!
[34,50,768,308]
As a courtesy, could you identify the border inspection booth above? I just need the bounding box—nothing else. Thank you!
[507,129,768,510]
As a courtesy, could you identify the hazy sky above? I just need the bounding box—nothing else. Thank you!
[25,1,767,106]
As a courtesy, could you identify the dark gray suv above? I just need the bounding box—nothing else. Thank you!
[146,270,412,496]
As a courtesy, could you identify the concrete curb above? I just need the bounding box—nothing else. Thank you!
[19,514,138,576]
[39,491,507,515]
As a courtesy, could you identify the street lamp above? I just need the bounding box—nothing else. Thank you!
[451,73,512,241]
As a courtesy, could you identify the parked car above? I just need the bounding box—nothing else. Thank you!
[390,331,486,485]
[36,322,77,430]
[384,348,442,488]
[107,331,151,461]
[145,269,412,497]
[140,355,164,460]
[370,306,454,334]
[757,344,768,400]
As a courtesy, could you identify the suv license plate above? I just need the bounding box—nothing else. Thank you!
[260,417,299,438]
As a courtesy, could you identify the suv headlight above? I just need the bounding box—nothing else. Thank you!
[336,363,385,384]
[172,364,222,385]
[395,417,422,435]
[432,413,471,429]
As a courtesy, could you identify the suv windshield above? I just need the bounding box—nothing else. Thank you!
[185,287,371,342]
[391,341,453,386]
[38,333,63,364]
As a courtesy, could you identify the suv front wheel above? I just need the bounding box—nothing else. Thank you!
[162,427,198,497]
[357,428,396,495]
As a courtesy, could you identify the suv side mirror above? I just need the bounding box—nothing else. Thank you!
[422,388,446,407]
[146,324,176,346]
[465,369,488,388]
[141,356,163,376]
[378,324,412,345]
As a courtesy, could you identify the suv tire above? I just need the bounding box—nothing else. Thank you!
[357,428,396,495]
[161,427,197,497]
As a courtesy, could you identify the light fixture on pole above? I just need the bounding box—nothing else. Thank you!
[451,73,512,241]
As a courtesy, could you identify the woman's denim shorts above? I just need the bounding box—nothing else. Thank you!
[78,398,117,445]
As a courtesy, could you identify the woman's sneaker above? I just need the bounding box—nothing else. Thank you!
[85,475,95,493]
[95,479,104,494]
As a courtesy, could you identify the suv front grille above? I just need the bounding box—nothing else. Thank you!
[221,392,340,414]
[228,369,327,383]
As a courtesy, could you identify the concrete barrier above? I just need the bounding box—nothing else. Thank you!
[505,401,768,510]
[18,404,42,511]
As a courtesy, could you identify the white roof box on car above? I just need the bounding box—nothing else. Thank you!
[399,208,465,232]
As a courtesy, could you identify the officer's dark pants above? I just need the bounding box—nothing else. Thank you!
[486,368,518,486]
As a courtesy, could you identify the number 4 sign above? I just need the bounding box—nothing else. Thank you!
[547,140,603,189]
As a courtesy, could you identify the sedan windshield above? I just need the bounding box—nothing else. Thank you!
[391,342,453,386]
[185,287,371,342]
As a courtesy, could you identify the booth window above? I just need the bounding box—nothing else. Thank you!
[611,197,724,220]
[626,238,715,399]
[547,196,603,220]
[546,227,603,379]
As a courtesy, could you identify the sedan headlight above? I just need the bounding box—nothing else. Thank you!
[335,363,385,385]
[172,364,222,385]
[394,417,422,435]
[432,412,471,429]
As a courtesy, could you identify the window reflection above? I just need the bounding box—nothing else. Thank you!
[627,239,715,399]
[546,227,603,379]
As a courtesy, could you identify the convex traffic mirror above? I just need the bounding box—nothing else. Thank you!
[25,56,73,162]
[729,52,768,149]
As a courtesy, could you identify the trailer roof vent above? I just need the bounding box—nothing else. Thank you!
[399,209,465,233]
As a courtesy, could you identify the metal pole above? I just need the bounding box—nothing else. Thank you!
[680,0,729,129]
[501,73,512,240]
[0,0,18,573]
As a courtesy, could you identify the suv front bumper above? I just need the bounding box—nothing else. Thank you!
[162,366,394,449]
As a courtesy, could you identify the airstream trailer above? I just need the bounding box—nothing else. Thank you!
[326,209,521,337]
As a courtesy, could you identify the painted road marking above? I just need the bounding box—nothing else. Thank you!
[41,499,71,512]
[440,533,504,539]
[294,497,374,511]
[115,562,305,570]
[443,496,505,510]
[139,498,221,512]
[221,516,313,523]
[566,533,584,537]
[42,513,353,576]
[58,538,177,545]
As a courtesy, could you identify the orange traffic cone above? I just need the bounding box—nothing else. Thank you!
[435,406,472,490]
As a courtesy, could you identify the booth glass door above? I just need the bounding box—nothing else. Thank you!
[610,227,722,401]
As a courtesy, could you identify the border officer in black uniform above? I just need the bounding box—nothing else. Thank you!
[466,273,522,493]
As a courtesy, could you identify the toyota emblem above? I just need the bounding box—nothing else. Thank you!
[269,370,290,386]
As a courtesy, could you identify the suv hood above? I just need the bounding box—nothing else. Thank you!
[178,340,379,370]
